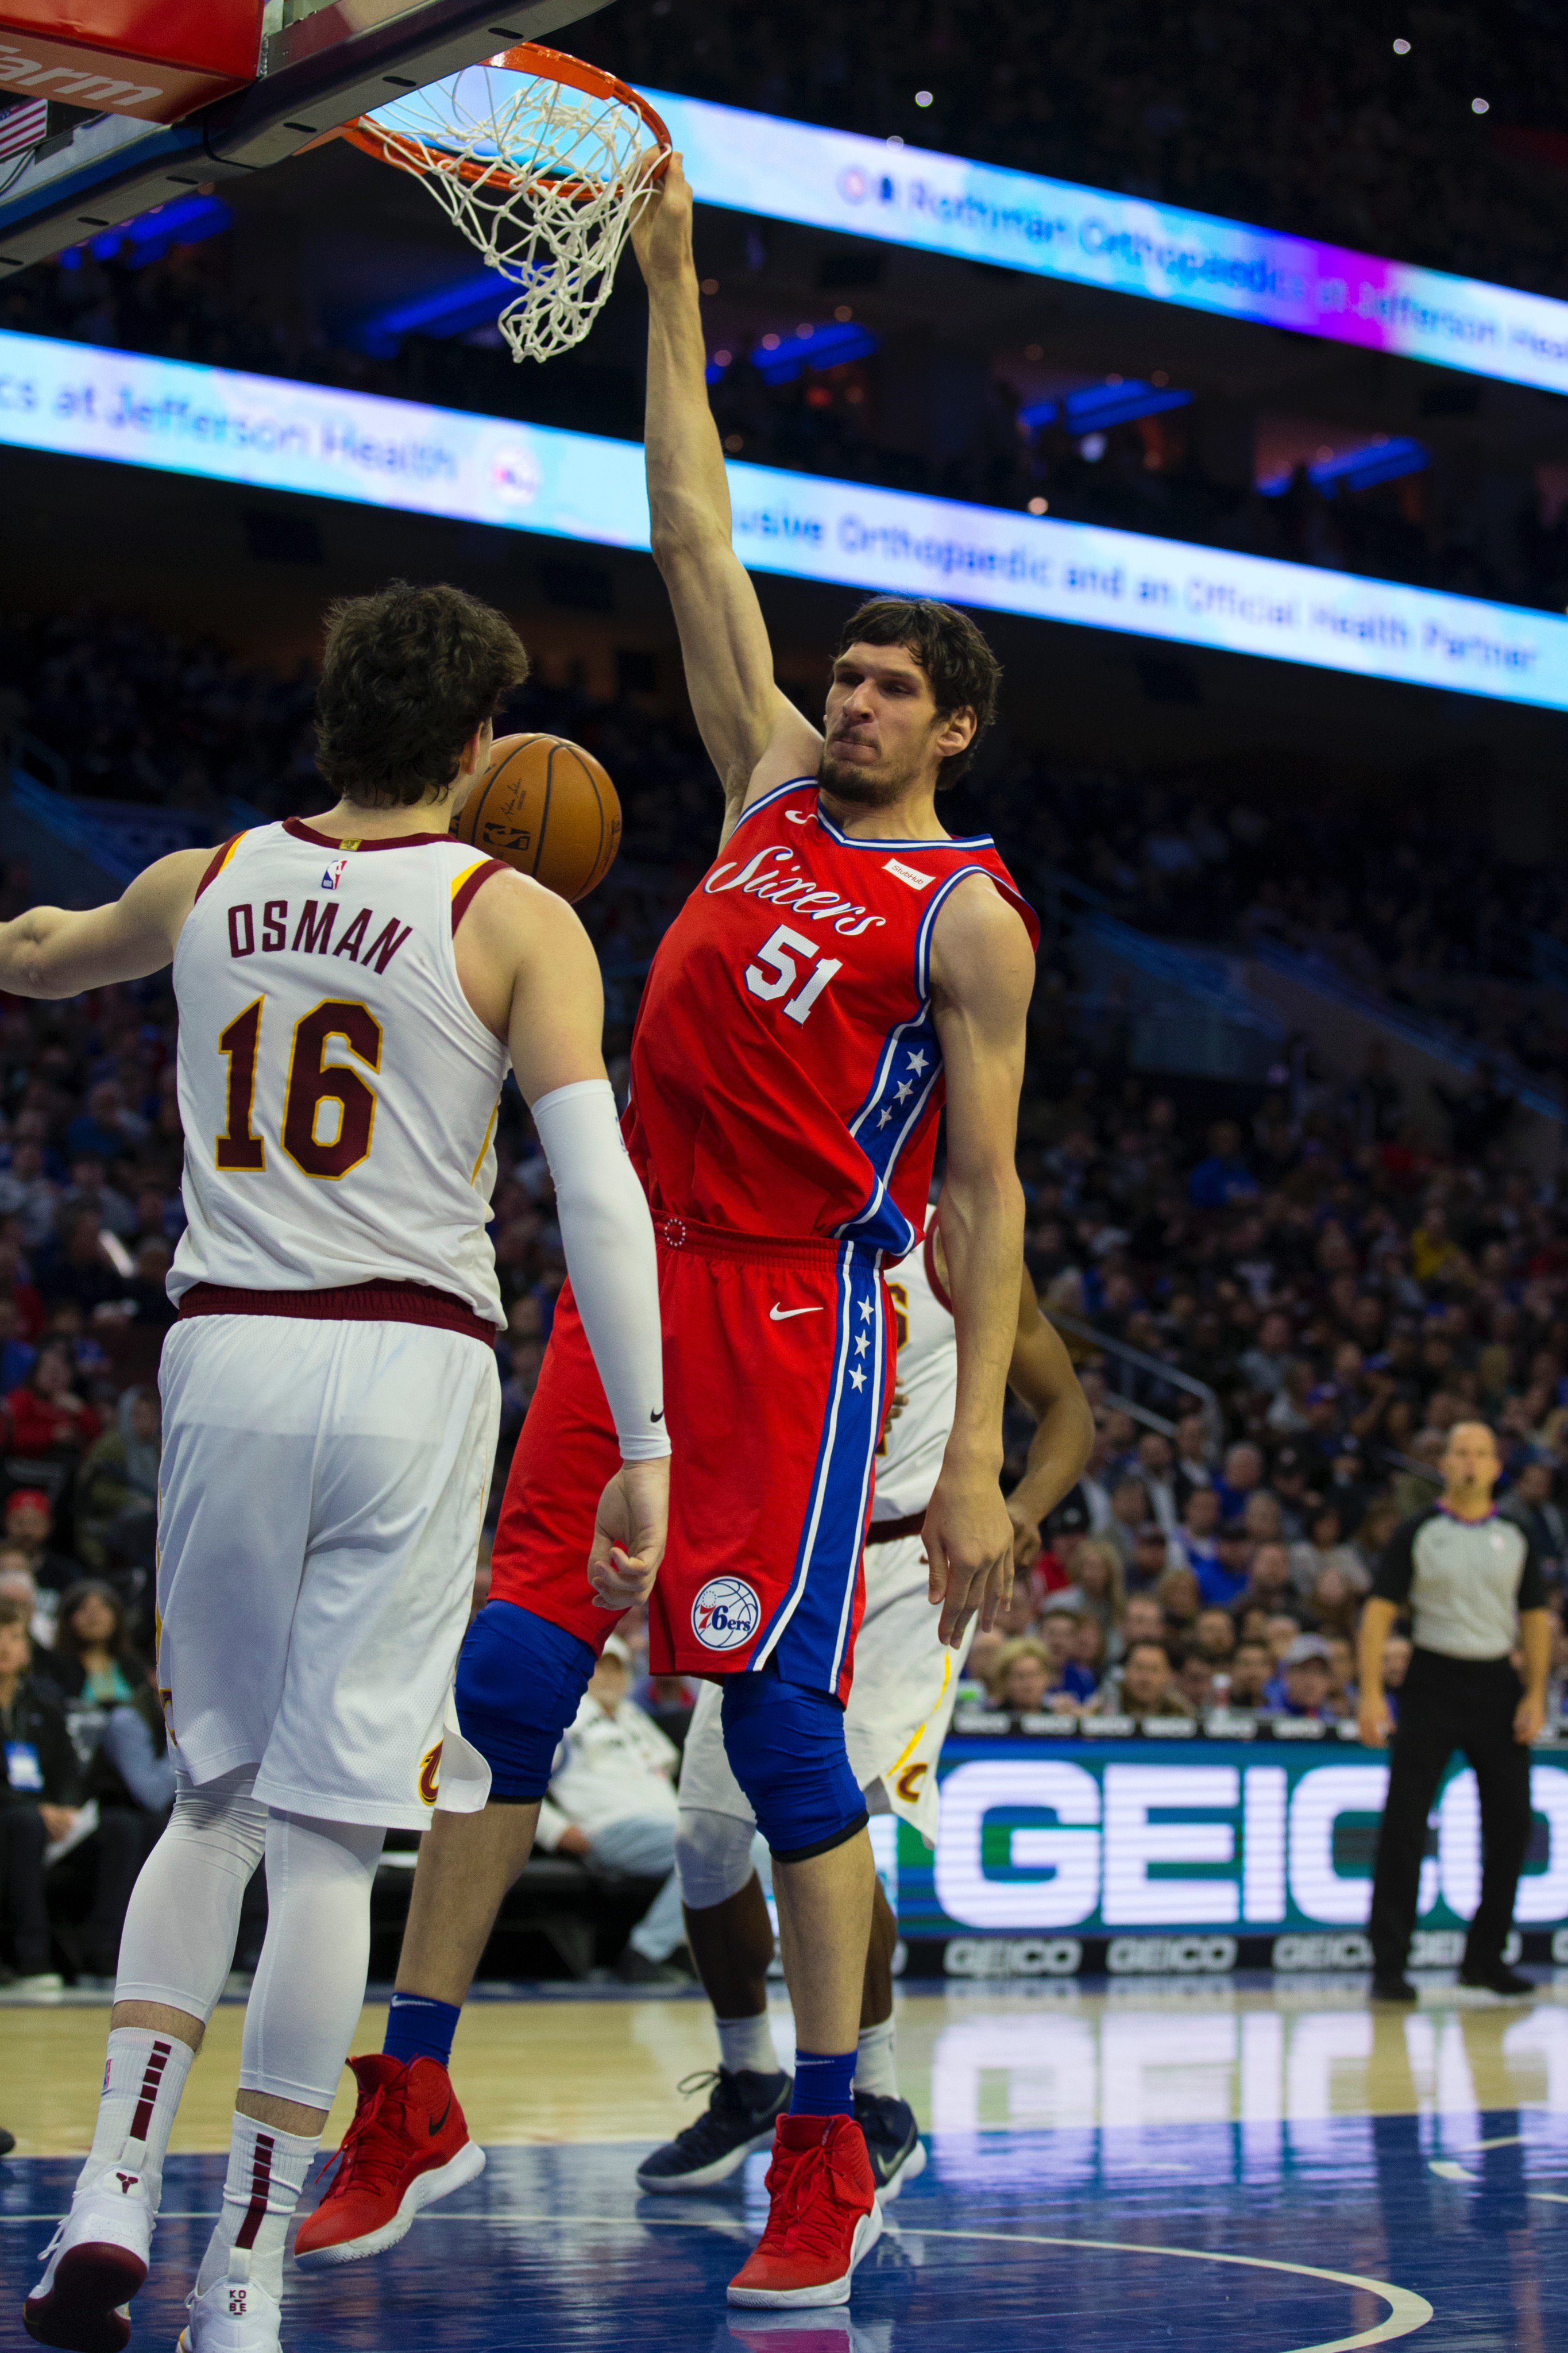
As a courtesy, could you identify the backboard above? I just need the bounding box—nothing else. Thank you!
[0,0,612,275]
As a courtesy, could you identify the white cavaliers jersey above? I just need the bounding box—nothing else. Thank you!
[168,817,510,1324]
[872,1207,957,1523]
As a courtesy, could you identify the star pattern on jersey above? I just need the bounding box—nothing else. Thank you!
[906,1048,929,1074]
[858,1299,874,1321]
[849,1365,867,1391]
[854,1332,870,1356]
[894,1080,914,1103]
[876,1108,894,1129]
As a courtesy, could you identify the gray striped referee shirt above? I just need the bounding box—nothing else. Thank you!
[1372,1505,1546,1660]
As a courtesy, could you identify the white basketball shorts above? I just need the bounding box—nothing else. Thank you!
[156,1313,500,1831]
[678,1532,973,1847]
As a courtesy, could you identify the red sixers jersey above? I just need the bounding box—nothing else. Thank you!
[623,780,1038,1255]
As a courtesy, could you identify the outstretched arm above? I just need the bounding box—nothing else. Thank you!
[495,875,669,1604]
[629,155,821,842]
[1002,1268,1095,1568]
[924,875,1036,1646]
[0,846,211,998]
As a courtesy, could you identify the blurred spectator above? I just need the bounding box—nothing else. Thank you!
[990,1637,1055,1713]
[1223,1637,1275,1714]
[48,1581,146,1711]
[1176,1487,1222,1580]
[74,1387,160,1583]
[1095,1638,1194,1723]
[1215,1442,1265,1520]
[1188,1124,1257,1212]
[1268,1633,1336,1718]
[1154,1563,1200,1635]
[533,1636,690,1986]
[1061,1536,1124,1652]
[3,1491,78,1602]
[1127,1521,1175,1592]
[1194,1607,1238,1664]
[1289,1504,1368,1600]
[0,1595,79,1988]
[1243,1541,1296,1615]
[5,1338,102,1465]
[1176,1652,1215,1713]
[1198,1522,1253,1609]
[1503,1457,1568,1586]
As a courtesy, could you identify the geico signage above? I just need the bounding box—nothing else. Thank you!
[930,1754,1568,1934]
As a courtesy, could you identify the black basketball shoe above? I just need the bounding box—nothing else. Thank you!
[636,2069,792,2192]
[852,2090,928,2201]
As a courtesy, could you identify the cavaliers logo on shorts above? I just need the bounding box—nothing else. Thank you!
[418,1741,443,1807]
[895,1762,929,1807]
[691,1576,760,1652]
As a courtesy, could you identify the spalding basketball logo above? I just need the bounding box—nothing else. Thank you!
[895,1762,929,1806]
[418,1741,443,1806]
[692,1577,761,1652]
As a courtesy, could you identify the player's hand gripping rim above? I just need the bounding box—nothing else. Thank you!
[588,1458,670,1610]
[923,1465,1016,1650]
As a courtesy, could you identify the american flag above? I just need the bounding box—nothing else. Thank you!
[0,97,48,163]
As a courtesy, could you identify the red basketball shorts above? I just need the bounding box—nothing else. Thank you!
[488,1219,895,1700]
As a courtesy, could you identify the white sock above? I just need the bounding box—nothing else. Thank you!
[195,2113,319,2304]
[76,2027,197,2209]
[855,2017,898,2099]
[716,2013,780,2078]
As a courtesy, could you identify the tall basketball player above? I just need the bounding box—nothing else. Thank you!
[307,160,1037,2312]
[8,583,667,2353]
[639,1217,1092,2196]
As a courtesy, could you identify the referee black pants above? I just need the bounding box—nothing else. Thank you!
[1369,1648,1534,1977]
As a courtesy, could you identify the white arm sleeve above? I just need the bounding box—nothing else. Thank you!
[531,1078,669,1463]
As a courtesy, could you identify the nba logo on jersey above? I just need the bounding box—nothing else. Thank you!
[691,1576,760,1651]
[319,857,350,892]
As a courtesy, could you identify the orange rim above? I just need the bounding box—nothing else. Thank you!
[342,43,670,199]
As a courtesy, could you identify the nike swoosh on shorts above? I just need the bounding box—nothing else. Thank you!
[770,1305,822,1321]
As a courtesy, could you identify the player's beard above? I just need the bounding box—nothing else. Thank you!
[817,747,909,808]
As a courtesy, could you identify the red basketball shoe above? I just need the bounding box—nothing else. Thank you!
[293,2055,485,2267]
[727,2115,883,2308]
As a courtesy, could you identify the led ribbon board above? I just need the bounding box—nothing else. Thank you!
[3,327,1567,709]
[897,1737,1568,1940]
[635,89,1568,399]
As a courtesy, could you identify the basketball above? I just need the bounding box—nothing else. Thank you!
[451,732,621,901]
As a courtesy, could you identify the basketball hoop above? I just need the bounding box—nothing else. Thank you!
[343,47,669,364]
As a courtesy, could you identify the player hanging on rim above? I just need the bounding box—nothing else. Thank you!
[639,1208,1092,2196]
[11,583,669,2353]
[304,156,1038,2312]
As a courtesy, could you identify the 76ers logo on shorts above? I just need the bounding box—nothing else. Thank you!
[692,1576,760,1652]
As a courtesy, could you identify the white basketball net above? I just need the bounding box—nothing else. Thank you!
[353,55,666,364]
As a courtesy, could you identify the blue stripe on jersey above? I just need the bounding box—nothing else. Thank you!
[816,811,996,852]
[832,865,990,1252]
[730,776,818,830]
[836,1012,941,1253]
[752,1242,885,1689]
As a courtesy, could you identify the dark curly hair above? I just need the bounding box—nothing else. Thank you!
[315,581,530,809]
[835,596,1002,784]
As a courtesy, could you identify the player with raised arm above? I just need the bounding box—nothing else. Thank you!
[308,158,1037,2314]
[639,1221,1092,2195]
[13,584,668,2353]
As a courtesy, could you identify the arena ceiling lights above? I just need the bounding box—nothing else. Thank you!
[640,89,1568,402]
[2,326,1565,713]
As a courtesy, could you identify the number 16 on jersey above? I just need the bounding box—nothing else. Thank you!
[217,996,384,1179]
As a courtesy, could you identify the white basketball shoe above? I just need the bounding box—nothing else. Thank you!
[177,2273,281,2353]
[24,2169,153,2352]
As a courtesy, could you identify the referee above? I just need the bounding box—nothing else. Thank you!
[1359,1419,1550,2002]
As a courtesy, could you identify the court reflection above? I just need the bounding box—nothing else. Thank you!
[914,1981,1568,2143]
